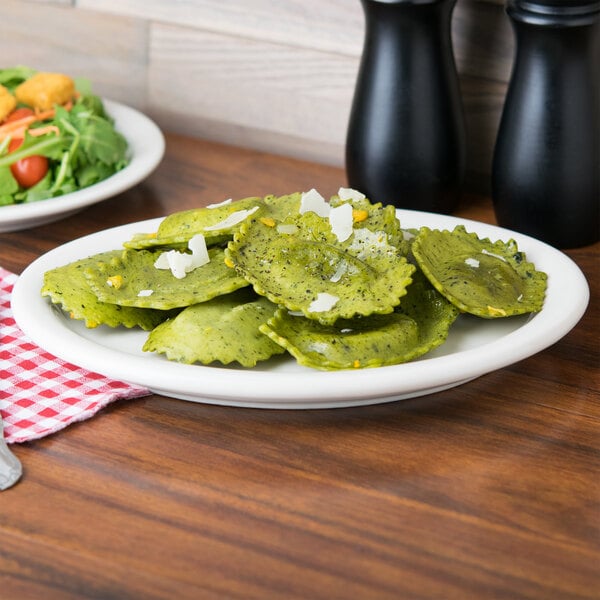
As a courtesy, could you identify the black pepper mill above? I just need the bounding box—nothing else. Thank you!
[492,0,600,248]
[345,0,466,213]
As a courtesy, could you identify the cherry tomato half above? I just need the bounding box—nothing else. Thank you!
[4,107,35,123]
[8,137,49,188]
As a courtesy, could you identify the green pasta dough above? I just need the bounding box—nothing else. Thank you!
[83,247,249,309]
[40,190,549,370]
[144,290,285,367]
[226,210,415,326]
[260,270,458,370]
[412,226,547,318]
[41,251,173,330]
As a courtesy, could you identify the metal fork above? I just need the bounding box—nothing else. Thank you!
[0,414,22,490]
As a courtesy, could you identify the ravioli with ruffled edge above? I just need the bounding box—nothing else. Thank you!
[225,191,415,326]
[83,247,249,310]
[123,196,265,250]
[412,225,547,318]
[143,289,285,367]
[41,251,174,330]
[260,270,459,370]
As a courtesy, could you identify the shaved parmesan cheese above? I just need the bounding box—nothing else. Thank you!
[309,341,331,354]
[276,224,299,235]
[299,189,356,242]
[329,202,353,242]
[338,187,365,202]
[204,206,260,231]
[154,233,210,279]
[308,292,339,313]
[154,250,190,279]
[465,257,480,268]
[299,188,330,217]
[188,233,209,267]
[137,289,153,297]
[330,261,348,282]
[206,198,232,208]
[348,228,393,260]
[481,248,507,262]
[153,253,170,270]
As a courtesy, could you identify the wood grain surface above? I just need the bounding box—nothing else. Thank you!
[1,135,598,600]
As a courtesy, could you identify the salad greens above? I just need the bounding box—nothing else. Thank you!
[0,66,129,206]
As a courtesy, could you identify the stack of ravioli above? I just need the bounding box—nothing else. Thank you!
[41,189,547,370]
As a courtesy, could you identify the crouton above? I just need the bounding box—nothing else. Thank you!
[0,84,17,121]
[15,72,75,110]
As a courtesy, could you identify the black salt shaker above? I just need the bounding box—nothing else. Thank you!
[492,0,600,248]
[345,0,466,214]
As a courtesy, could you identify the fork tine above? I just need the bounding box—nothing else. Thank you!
[0,415,22,491]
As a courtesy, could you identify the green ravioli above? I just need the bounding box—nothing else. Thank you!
[83,247,249,309]
[412,225,547,318]
[143,290,285,367]
[41,251,172,330]
[261,192,304,221]
[226,210,415,325]
[261,310,419,370]
[260,269,458,370]
[395,268,460,344]
[122,232,188,251]
[39,189,550,372]
[123,196,264,249]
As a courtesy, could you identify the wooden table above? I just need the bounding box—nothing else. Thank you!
[1,135,598,599]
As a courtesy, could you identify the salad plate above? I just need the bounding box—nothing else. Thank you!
[0,100,164,232]
[12,210,589,409]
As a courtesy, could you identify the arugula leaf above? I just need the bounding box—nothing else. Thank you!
[76,161,114,187]
[75,93,109,120]
[19,170,54,203]
[0,166,19,197]
[77,115,128,165]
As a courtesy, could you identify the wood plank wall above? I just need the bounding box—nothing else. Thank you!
[0,0,514,195]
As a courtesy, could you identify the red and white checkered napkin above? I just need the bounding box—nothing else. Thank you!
[0,266,150,444]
